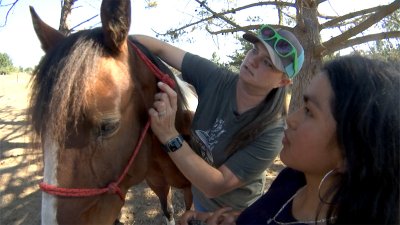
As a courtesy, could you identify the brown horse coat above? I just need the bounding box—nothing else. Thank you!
[29,0,194,224]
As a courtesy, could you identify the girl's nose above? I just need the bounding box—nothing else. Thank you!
[250,54,261,68]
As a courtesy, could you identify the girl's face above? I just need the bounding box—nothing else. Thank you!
[239,42,288,92]
[280,73,343,176]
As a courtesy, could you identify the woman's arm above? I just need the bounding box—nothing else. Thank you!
[149,82,244,198]
[135,35,244,197]
[133,34,186,71]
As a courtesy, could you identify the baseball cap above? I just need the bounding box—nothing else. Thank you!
[243,25,304,78]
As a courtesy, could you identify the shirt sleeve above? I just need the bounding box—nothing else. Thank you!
[224,119,285,182]
[181,52,230,96]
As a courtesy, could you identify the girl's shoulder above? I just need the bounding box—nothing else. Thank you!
[236,168,305,224]
[272,167,305,187]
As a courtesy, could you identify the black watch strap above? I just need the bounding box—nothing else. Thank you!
[162,134,184,153]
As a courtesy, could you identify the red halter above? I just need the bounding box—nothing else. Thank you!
[39,40,176,201]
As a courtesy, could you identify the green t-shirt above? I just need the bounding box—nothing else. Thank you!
[181,53,285,211]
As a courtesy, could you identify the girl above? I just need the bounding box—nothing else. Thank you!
[179,55,400,224]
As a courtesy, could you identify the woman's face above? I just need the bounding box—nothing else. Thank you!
[280,73,343,175]
[239,42,287,92]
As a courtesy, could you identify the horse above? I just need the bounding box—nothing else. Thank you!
[28,0,197,224]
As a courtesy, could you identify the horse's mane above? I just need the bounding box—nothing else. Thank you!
[128,37,189,111]
[29,28,187,147]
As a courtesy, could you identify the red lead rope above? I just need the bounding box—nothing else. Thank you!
[39,40,176,201]
[129,41,176,89]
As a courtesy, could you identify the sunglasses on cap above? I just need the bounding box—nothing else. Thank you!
[258,25,299,77]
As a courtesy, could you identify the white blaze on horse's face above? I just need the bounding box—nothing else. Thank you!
[41,133,59,225]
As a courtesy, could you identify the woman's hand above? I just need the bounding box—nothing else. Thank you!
[206,207,240,225]
[179,208,241,225]
[148,82,180,144]
[179,210,211,225]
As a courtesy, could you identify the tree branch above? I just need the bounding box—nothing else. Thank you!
[316,0,400,56]
[157,1,295,36]
[194,0,243,31]
[320,5,383,29]
[205,24,291,35]
[70,14,98,32]
[0,0,18,27]
[324,31,400,55]
[317,0,329,4]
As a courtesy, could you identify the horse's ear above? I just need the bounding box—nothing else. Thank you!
[100,0,131,53]
[30,6,65,53]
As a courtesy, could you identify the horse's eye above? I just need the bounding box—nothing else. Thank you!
[98,120,120,138]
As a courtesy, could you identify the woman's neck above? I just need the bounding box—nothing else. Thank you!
[236,80,272,114]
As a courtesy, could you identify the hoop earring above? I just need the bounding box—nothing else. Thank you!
[318,169,337,204]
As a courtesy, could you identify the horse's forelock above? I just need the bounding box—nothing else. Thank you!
[29,29,106,146]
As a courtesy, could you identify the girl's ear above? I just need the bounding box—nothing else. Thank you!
[278,75,292,87]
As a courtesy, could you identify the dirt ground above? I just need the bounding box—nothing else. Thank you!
[0,73,284,225]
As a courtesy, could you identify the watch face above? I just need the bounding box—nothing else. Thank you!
[164,135,184,152]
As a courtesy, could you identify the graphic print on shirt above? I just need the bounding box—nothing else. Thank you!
[194,118,226,165]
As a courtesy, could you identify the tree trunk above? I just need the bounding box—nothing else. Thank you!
[290,0,322,113]
[59,0,77,35]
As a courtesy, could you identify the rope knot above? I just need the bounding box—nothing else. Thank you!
[107,182,120,194]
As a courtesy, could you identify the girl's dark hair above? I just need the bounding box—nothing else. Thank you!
[323,55,399,224]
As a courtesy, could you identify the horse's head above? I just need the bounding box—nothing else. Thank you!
[29,0,186,224]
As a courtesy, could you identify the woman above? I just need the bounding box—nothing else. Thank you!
[135,24,305,211]
[179,55,400,224]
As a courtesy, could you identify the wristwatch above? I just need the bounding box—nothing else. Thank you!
[162,134,184,153]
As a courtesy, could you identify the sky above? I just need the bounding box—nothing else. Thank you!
[0,0,201,68]
[0,0,392,68]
